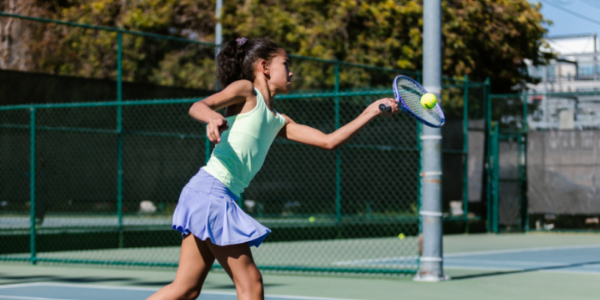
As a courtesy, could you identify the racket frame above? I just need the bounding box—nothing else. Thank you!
[391,75,445,128]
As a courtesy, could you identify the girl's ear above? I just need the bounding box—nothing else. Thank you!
[260,60,269,75]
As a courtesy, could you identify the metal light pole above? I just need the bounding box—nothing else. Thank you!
[415,0,448,282]
[215,0,223,91]
[207,0,223,163]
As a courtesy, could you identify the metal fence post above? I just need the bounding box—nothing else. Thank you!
[463,75,469,233]
[417,121,423,260]
[492,124,499,234]
[29,107,37,265]
[521,93,529,231]
[117,31,124,248]
[485,78,492,233]
[334,59,342,226]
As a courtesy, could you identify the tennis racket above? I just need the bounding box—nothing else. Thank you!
[379,75,445,128]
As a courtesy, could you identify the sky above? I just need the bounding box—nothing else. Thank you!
[531,0,600,37]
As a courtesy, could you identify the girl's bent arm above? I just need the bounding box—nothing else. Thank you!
[188,80,254,124]
[278,98,398,150]
[189,80,254,144]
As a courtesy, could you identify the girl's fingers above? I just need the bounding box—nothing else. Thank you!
[207,124,218,143]
[211,126,219,143]
[214,128,221,143]
[207,118,227,143]
[378,98,399,117]
[387,99,398,113]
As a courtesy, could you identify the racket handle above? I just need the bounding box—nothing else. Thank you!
[379,103,391,112]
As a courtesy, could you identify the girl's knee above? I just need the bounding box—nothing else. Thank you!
[182,289,200,300]
[147,283,200,300]
[249,268,263,286]
[171,282,201,300]
[236,269,263,297]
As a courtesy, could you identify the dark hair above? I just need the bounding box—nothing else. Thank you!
[216,38,283,88]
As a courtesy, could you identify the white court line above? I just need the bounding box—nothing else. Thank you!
[0,282,159,292]
[332,244,600,266]
[262,295,358,300]
[0,296,79,300]
[332,256,418,266]
[443,265,600,276]
[543,269,600,276]
[446,259,581,266]
[444,244,600,258]
[0,283,51,290]
[0,283,357,300]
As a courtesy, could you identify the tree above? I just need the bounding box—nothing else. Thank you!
[0,0,56,70]
[1,0,551,95]
[222,0,552,92]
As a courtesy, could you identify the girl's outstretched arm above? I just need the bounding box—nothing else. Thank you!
[278,98,399,150]
[189,80,254,143]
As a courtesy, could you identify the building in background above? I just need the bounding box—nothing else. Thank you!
[526,33,600,129]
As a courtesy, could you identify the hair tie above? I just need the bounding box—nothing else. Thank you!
[236,37,248,46]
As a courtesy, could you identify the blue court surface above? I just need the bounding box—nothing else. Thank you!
[444,244,600,273]
[335,244,600,274]
[0,283,350,300]
[1,234,599,300]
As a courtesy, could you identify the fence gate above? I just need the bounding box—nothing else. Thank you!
[496,133,528,231]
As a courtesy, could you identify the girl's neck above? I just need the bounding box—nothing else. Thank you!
[253,78,276,110]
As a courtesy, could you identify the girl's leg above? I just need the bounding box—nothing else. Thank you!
[206,240,264,300]
[147,235,215,300]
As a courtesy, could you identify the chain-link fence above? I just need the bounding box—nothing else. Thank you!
[486,94,527,232]
[439,77,489,233]
[489,91,600,232]
[0,12,488,275]
[0,91,422,275]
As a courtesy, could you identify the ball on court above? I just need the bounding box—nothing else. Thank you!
[308,216,315,223]
[420,93,437,109]
[398,233,405,240]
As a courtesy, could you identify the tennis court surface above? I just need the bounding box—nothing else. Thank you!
[336,244,600,274]
[1,233,599,300]
[0,283,350,300]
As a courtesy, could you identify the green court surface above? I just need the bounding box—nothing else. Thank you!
[1,233,599,300]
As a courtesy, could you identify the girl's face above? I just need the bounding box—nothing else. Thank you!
[265,49,293,94]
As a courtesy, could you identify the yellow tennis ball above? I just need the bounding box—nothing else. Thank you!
[421,93,437,109]
[308,216,315,223]
[398,233,405,240]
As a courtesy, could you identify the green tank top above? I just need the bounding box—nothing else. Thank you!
[202,88,287,197]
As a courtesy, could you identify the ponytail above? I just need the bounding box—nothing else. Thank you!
[216,38,282,88]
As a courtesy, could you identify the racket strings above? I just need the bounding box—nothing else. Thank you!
[395,78,443,125]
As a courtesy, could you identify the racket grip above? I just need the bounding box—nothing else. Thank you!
[379,103,391,112]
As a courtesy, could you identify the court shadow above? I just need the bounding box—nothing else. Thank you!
[0,274,140,285]
[0,275,57,281]
[206,283,287,289]
[59,276,134,283]
[128,280,173,286]
[450,260,600,280]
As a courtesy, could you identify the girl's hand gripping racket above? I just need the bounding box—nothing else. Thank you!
[380,75,445,128]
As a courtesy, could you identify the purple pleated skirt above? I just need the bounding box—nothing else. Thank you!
[172,168,270,248]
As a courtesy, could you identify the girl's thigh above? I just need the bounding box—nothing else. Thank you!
[172,235,216,289]
[205,240,262,284]
[146,235,215,300]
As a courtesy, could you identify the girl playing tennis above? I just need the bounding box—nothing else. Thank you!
[148,38,398,300]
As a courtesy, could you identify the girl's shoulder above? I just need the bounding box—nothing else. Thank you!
[226,79,256,98]
[222,80,258,118]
